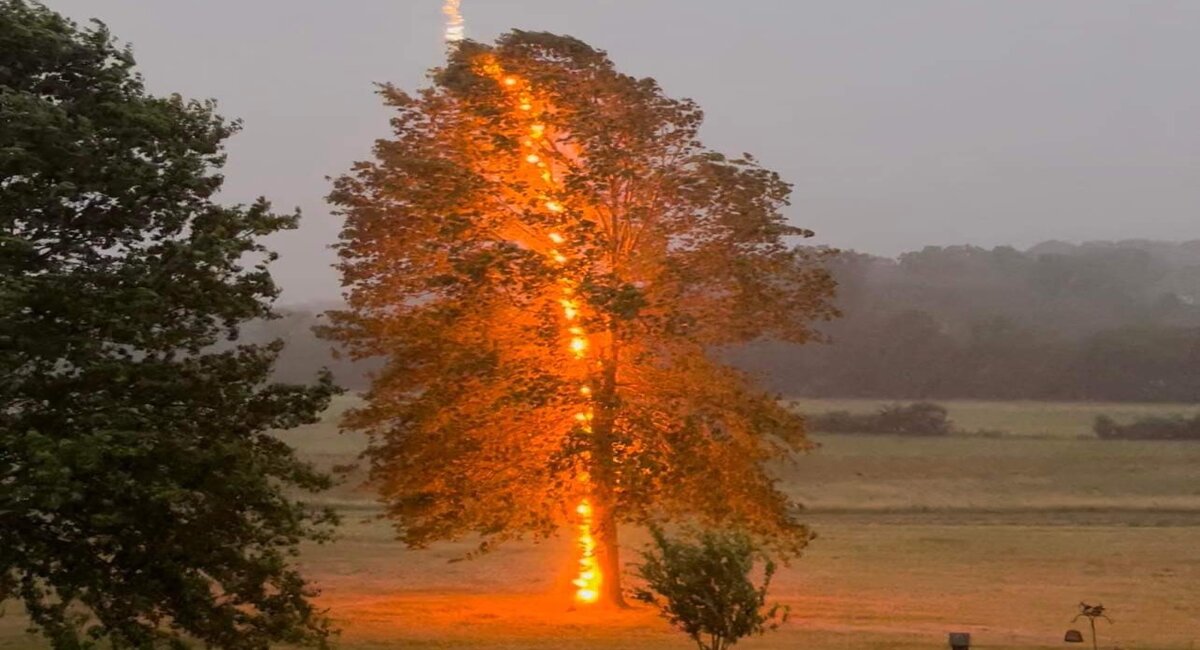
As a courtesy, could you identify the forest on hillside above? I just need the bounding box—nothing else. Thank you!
[264,240,1200,402]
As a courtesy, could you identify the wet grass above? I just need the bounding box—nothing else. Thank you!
[3,396,1197,648]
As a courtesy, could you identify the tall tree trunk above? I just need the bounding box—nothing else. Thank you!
[588,341,627,607]
[593,495,627,607]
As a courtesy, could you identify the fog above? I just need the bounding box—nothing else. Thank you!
[46,0,1200,303]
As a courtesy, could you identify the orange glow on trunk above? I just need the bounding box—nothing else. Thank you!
[482,60,603,605]
[572,499,600,603]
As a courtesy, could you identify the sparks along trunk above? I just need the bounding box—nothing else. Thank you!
[590,354,627,606]
[477,58,614,604]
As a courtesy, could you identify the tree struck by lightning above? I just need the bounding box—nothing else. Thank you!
[325,30,838,606]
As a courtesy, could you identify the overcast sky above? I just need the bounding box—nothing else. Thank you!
[46,1,1200,303]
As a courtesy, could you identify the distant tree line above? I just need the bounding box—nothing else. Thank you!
[271,240,1200,403]
[807,402,1200,440]
[735,241,1200,403]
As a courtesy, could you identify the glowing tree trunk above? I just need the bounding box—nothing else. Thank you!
[589,352,627,607]
[476,60,617,606]
[591,494,625,607]
[442,0,618,610]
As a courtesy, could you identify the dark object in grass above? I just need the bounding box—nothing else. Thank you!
[948,631,971,649]
[1072,602,1113,650]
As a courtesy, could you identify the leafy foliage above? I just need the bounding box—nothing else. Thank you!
[0,2,337,646]
[633,527,787,650]
[325,31,836,600]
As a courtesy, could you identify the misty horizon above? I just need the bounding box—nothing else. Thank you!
[270,236,1200,309]
[45,0,1200,303]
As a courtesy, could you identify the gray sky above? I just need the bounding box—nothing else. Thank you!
[47,1,1200,304]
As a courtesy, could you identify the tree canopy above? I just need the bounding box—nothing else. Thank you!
[326,31,836,603]
[1,2,337,646]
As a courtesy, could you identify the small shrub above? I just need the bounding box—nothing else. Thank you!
[808,402,953,436]
[1094,415,1119,439]
[1093,414,1200,440]
[633,527,787,650]
[807,409,861,433]
[875,402,953,435]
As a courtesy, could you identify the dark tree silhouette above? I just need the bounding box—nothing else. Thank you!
[1,2,337,646]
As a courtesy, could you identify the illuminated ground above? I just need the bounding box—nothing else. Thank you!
[305,517,1197,650]
[2,397,1197,648]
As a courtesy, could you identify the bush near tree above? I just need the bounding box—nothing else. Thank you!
[633,526,788,650]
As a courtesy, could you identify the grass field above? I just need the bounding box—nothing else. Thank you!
[3,398,1198,649]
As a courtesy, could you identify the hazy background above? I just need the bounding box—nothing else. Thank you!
[45,0,1200,303]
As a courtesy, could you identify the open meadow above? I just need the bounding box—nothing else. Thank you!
[3,398,1197,649]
